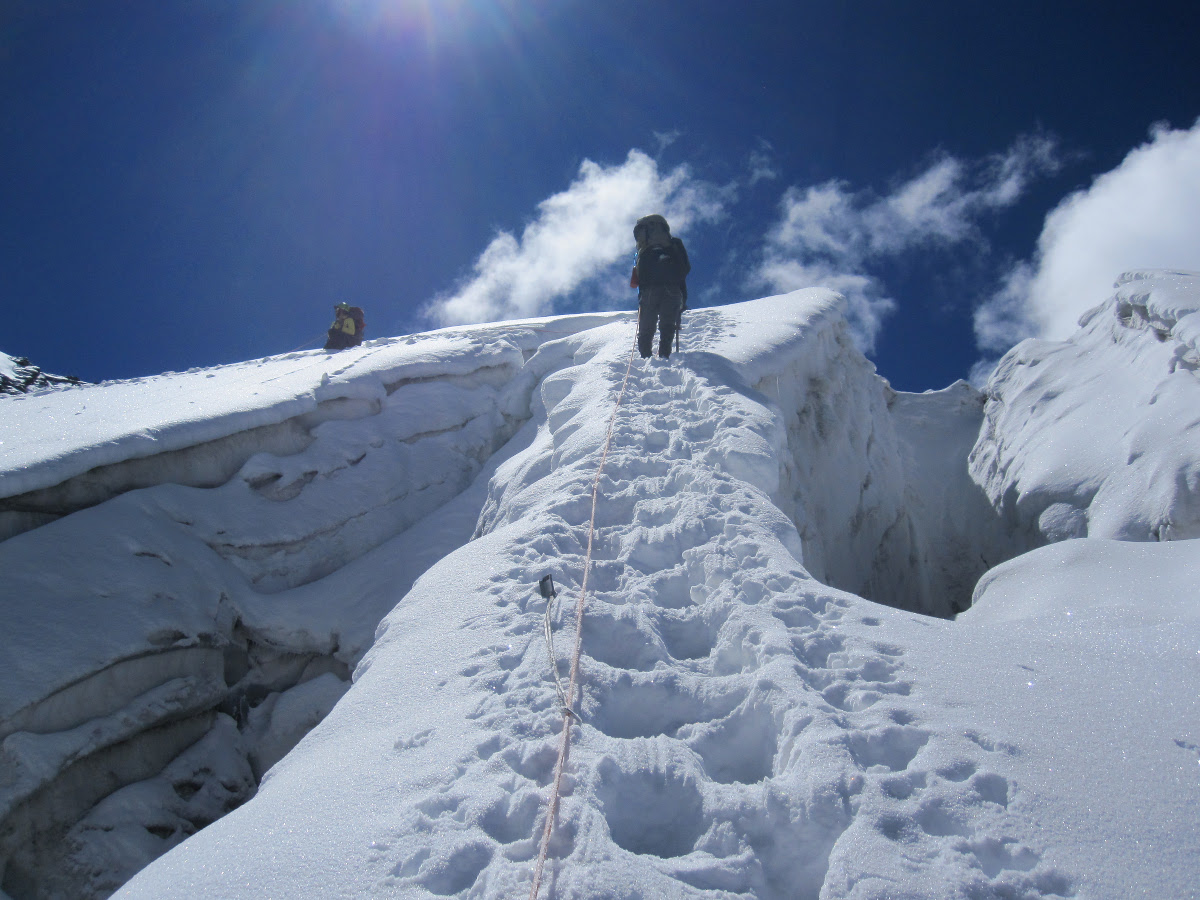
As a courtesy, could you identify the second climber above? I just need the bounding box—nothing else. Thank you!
[324,302,366,351]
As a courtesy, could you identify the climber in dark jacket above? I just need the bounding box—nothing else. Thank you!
[630,214,690,359]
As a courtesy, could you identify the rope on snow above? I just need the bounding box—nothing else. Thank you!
[528,322,640,900]
[540,576,578,723]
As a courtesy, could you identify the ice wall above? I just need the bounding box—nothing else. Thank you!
[971,269,1200,547]
[0,324,578,542]
[750,301,1011,616]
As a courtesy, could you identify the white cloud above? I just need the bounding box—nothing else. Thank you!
[973,261,1036,356]
[425,150,725,325]
[756,256,892,352]
[757,136,1058,352]
[654,130,682,154]
[976,119,1200,350]
[747,140,778,185]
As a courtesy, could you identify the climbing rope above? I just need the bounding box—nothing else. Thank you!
[542,587,577,722]
[283,331,331,354]
[528,322,641,900]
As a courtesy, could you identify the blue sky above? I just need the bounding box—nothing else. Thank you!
[3,1,1200,390]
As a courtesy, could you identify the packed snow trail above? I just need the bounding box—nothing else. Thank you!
[530,322,638,900]
[117,294,1073,899]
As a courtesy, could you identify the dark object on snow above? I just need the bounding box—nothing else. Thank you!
[630,215,690,359]
[538,574,557,600]
[324,303,366,351]
[1,356,84,396]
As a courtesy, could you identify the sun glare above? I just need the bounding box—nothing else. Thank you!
[328,0,511,48]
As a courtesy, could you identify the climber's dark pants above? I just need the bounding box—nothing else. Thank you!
[324,329,360,351]
[638,286,684,358]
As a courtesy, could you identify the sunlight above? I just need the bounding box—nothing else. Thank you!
[327,0,527,50]
[330,0,439,38]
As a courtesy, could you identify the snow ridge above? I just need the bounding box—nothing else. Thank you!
[114,294,1072,899]
[5,281,1200,898]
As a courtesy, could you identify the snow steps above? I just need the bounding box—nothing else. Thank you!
[380,311,1064,898]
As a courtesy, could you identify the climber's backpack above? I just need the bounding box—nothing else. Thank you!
[636,237,690,288]
[347,306,366,337]
[634,214,672,248]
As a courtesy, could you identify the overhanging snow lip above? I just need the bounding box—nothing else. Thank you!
[709,288,848,382]
[0,314,631,502]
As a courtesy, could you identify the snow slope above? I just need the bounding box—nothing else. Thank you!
[0,314,624,896]
[2,278,1199,899]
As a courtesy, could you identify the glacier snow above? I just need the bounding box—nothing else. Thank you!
[0,274,1197,899]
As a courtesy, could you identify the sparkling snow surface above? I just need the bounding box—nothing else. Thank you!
[2,281,1198,899]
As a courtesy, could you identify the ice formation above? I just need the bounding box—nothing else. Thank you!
[971,269,1200,546]
[1,274,1197,899]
